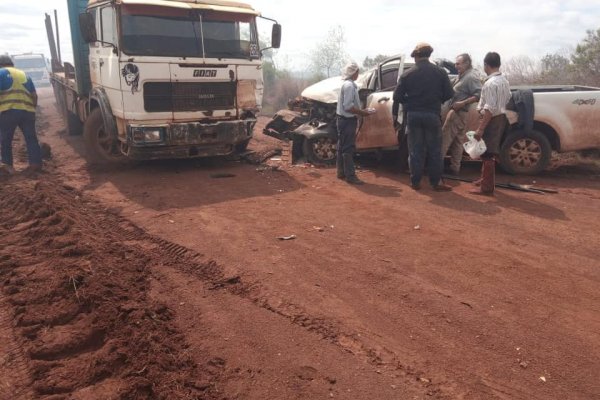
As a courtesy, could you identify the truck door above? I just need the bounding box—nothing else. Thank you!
[356,56,404,150]
[95,5,123,117]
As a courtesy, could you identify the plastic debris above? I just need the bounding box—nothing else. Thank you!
[277,235,297,241]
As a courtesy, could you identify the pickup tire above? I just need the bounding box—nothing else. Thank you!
[303,134,337,166]
[499,129,551,175]
[83,108,125,164]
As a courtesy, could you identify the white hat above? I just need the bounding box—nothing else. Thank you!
[342,62,359,79]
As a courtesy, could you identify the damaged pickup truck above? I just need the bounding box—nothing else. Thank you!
[264,55,600,175]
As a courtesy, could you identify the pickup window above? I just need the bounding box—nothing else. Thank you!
[120,5,258,60]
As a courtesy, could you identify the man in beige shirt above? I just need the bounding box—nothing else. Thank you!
[441,53,481,176]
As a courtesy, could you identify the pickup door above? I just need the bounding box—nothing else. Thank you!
[533,89,600,151]
[356,56,405,150]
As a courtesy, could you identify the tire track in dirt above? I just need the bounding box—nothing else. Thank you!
[0,294,36,399]
[91,205,448,397]
[0,179,224,399]
[0,173,446,398]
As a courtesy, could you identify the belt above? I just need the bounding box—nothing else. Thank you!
[337,114,356,120]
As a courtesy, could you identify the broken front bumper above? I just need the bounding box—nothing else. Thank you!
[263,109,308,141]
[125,119,255,160]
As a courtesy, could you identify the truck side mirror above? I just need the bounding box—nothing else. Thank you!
[79,12,97,44]
[271,24,282,49]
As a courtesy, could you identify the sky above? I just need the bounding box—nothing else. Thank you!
[1,0,599,74]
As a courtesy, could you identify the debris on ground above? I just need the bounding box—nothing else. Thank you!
[241,148,282,165]
[277,234,297,240]
[210,172,236,178]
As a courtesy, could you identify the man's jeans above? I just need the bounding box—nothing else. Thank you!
[336,116,358,179]
[0,109,42,167]
[406,111,443,187]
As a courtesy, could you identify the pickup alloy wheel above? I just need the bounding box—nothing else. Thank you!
[500,130,551,175]
[303,135,337,165]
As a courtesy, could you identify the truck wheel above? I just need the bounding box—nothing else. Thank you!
[66,112,83,136]
[83,108,124,164]
[303,134,337,166]
[499,129,551,175]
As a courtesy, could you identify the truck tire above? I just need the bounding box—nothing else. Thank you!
[83,108,125,164]
[66,111,83,136]
[303,134,337,166]
[499,129,551,175]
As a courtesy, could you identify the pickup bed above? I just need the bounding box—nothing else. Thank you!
[264,55,600,175]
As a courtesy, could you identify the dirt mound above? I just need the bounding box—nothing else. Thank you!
[0,179,221,399]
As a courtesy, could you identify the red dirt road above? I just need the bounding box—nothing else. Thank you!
[1,88,599,399]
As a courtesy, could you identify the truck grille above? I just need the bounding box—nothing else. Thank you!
[144,82,236,112]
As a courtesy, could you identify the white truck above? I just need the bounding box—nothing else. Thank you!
[11,53,51,87]
[264,55,600,175]
[47,0,281,163]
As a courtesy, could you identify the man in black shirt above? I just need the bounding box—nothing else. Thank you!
[392,43,454,191]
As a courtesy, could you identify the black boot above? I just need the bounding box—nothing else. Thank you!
[343,153,363,184]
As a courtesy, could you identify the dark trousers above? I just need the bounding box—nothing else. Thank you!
[482,114,507,157]
[406,111,443,186]
[0,109,42,166]
[336,116,357,178]
[477,115,507,195]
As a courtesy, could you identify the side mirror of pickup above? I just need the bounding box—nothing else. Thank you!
[79,12,97,44]
[271,24,282,49]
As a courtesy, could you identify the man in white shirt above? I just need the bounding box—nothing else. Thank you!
[335,62,373,185]
[473,52,511,195]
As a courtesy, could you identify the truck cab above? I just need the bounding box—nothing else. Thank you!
[11,53,50,87]
[50,0,280,163]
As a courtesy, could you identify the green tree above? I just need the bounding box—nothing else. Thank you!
[571,28,600,85]
[308,26,349,78]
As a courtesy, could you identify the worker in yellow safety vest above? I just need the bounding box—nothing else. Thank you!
[0,54,42,174]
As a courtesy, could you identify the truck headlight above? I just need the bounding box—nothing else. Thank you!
[131,127,164,144]
[143,129,162,142]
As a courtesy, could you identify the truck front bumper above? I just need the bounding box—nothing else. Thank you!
[125,119,255,160]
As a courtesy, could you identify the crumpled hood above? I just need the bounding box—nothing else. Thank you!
[301,72,370,104]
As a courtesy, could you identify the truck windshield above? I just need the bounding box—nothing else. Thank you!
[120,5,259,59]
[13,57,46,69]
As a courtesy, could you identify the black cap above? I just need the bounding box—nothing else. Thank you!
[0,55,13,67]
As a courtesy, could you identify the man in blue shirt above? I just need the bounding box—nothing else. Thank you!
[0,54,42,174]
[336,62,373,185]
